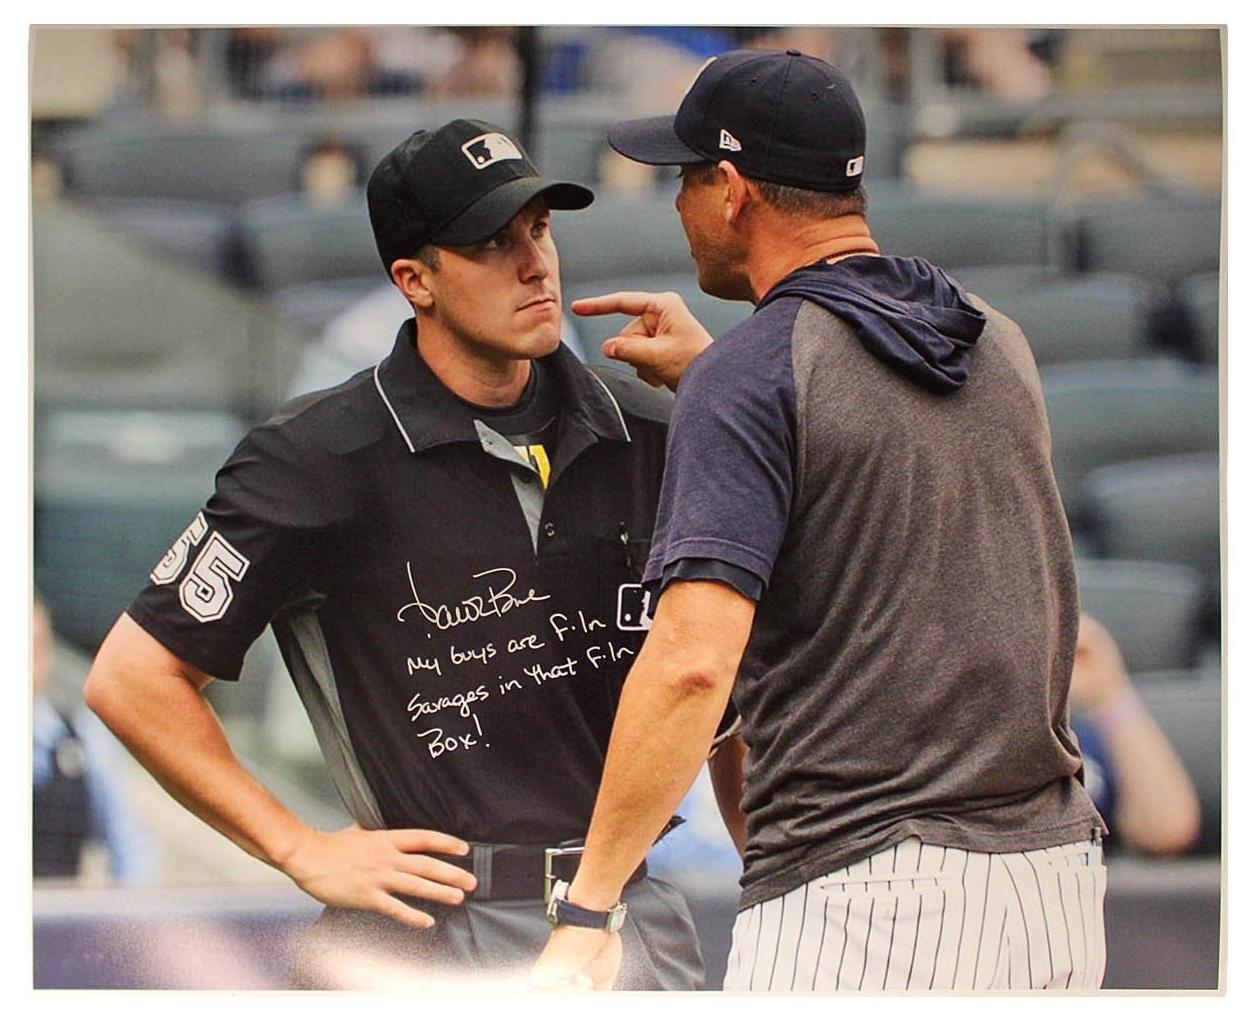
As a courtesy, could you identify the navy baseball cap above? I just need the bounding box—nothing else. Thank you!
[608,49,867,192]
[367,118,594,272]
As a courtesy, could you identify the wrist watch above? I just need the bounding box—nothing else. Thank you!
[545,879,628,932]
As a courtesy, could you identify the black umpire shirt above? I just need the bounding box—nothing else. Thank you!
[127,322,671,845]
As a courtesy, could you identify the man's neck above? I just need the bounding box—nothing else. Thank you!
[413,325,533,408]
[745,214,880,301]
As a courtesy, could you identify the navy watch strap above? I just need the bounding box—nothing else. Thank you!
[545,880,628,932]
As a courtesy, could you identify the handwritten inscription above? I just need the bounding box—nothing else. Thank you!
[524,655,579,686]
[407,685,490,720]
[397,567,649,764]
[549,610,606,642]
[508,633,546,653]
[398,564,551,631]
[417,715,486,758]
[585,642,635,669]
[451,642,497,666]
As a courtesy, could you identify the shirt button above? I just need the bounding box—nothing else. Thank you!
[520,472,535,484]
[543,522,557,539]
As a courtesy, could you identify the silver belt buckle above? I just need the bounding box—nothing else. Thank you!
[543,845,584,903]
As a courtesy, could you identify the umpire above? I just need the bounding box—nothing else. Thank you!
[84,118,707,989]
[534,49,1108,992]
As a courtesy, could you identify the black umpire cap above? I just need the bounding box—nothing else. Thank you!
[367,118,594,274]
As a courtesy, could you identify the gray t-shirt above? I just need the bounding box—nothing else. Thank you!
[646,258,1104,910]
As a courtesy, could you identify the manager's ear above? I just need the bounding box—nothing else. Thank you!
[390,257,436,310]
[718,160,752,226]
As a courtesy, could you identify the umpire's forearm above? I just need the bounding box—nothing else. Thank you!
[84,612,315,871]
[567,580,754,910]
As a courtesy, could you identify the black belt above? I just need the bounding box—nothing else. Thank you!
[442,842,649,902]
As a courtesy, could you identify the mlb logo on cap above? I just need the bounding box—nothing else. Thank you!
[462,132,523,170]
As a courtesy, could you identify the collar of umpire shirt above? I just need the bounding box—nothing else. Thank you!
[372,318,632,455]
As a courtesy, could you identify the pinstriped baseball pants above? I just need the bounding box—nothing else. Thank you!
[723,836,1107,992]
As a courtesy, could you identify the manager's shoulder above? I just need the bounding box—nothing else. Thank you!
[686,297,800,381]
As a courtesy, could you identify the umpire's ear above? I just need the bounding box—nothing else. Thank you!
[390,255,437,310]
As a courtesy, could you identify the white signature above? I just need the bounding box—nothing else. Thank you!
[398,564,551,631]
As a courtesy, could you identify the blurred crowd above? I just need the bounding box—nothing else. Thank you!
[78,25,1071,118]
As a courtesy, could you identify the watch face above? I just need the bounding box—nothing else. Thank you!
[606,902,628,933]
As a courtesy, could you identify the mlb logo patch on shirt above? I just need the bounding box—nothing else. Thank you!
[616,584,653,631]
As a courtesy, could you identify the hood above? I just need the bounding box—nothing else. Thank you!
[758,256,987,394]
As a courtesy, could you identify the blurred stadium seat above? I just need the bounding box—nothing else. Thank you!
[227,189,382,330]
[867,186,1056,270]
[964,271,1160,364]
[552,192,695,284]
[1101,855,1221,988]
[1041,358,1218,523]
[32,201,306,420]
[1081,452,1219,576]
[229,189,377,291]
[33,408,249,654]
[1080,452,1221,637]
[1170,269,1221,365]
[1075,558,1205,673]
[67,195,239,274]
[1056,190,1222,288]
[54,120,310,205]
[51,120,314,271]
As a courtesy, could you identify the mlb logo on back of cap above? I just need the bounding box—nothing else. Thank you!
[846,155,865,177]
[462,132,523,170]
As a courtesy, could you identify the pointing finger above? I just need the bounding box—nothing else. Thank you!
[570,292,665,319]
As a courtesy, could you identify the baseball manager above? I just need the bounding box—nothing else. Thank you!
[533,49,1108,992]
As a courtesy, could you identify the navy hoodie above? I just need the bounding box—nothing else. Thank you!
[757,255,987,394]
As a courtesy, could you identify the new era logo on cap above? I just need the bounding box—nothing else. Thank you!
[461,132,523,170]
[719,129,742,152]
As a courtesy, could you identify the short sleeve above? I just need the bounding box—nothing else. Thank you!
[653,558,765,604]
[643,299,799,594]
[125,420,351,681]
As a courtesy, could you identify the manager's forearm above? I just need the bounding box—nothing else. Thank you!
[567,580,754,910]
